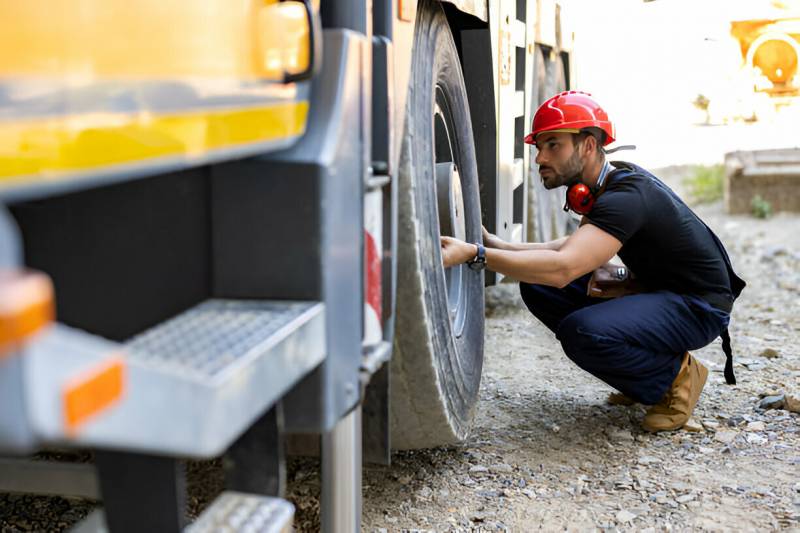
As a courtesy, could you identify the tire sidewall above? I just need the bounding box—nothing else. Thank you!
[528,46,554,243]
[399,1,484,435]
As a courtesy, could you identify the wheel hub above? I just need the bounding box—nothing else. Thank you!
[434,93,469,338]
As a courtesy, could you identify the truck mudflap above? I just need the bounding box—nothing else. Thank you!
[0,300,325,458]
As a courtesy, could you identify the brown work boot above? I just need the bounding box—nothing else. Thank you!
[642,352,709,432]
[607,391,636,406]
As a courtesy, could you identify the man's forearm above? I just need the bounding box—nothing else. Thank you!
[495,236,568,252]
[446,222,619,286]
[484,248,574,287]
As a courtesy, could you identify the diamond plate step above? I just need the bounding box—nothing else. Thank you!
[187,491,294,533]
[125,300,318,380]
[69,492,293,533]
[8,300,324,457]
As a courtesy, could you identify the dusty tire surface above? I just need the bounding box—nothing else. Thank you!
[527,49,578,243]
[527,45,554,243]
[545,55,579,238]
[390,0,485,450]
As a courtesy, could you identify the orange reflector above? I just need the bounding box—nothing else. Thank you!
[398,0,414,21]
[0,270,55,356]
[63,357,125,433]
[255,1,311,79]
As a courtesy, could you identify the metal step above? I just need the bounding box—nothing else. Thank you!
[187,491,294,533]
[124,300,320,381]
[70,492,294,533]
[1,299,324,457]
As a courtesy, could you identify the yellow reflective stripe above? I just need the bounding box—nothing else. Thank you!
[0,101,308,180]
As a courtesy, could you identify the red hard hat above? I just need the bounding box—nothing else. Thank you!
[524,91,615,146]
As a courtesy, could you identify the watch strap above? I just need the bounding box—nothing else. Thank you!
[466,243,486,269]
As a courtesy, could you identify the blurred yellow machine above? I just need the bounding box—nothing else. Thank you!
[731,15,800,95]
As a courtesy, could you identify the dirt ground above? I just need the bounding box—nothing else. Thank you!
[1,167,798,532]
[291,166,800,532]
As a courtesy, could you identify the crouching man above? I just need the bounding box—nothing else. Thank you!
[441,91,745,432]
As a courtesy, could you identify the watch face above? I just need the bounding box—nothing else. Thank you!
[468,261,486,272]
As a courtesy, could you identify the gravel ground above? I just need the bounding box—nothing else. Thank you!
[287,166,800,531]
[2,167,799,532]
[347,167,800,532]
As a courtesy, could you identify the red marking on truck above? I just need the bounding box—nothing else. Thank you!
[365,230,382,322]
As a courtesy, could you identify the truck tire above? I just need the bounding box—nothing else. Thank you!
[545,54,579,238]
[526,46,555,243]
[390,0,485,450]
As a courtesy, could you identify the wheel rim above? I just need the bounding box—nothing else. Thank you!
[433,85,468,338]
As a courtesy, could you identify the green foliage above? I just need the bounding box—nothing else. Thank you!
[683,164,724,204]
[692,93,710,111]
[750,194,773,219]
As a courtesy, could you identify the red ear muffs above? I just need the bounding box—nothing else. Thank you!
[564,183,595,215]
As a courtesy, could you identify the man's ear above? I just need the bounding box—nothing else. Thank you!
[585,135,598,158]
[577,135,591,160]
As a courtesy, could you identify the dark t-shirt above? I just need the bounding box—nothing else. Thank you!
[585,163,734,310]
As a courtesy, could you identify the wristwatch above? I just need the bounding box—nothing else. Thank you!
[466,243,486,271]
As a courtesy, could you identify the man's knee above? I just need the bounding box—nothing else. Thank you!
[557,310,588,343]
[556,310,608,365]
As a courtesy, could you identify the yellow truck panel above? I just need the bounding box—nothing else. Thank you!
[0,0,312,188]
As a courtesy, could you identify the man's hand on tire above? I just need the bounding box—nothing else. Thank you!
[441,236,477,268]
[482,226,506,250]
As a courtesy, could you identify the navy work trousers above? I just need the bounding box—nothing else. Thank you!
[519,274,730,404]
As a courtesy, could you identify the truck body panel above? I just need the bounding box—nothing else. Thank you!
[0,0,314,201]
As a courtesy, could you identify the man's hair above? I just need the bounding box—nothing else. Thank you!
[572,128,607,160]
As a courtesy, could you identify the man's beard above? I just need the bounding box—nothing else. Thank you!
[540,150,583,190]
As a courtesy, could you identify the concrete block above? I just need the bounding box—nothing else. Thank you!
[724,148,800,214]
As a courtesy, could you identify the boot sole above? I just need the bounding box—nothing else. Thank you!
[607,392,636,406]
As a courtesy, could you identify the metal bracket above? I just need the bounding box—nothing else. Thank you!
[94,450,186,533]
[361,362,390,465]
[0,458,99,499]
[224,403,286,497]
